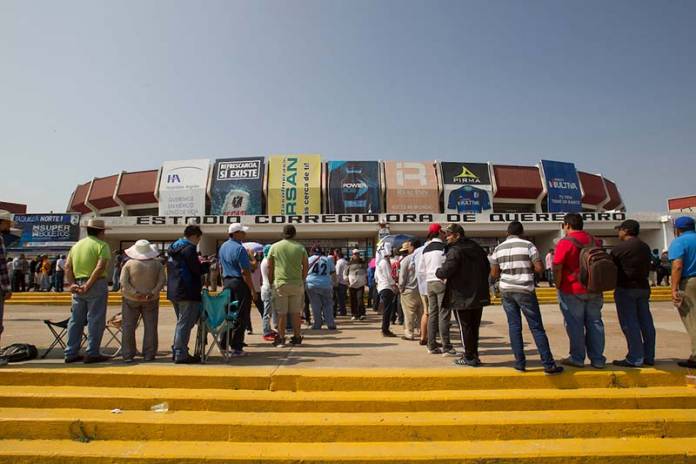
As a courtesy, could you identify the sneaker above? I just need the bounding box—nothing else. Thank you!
[290,335,303,345]
[122,358,137,364]
[643,360,655,367]
[382,331,397,338]
[455,357,481,367]
[262,333,276,342]
[590,362,606,369]
[612,359,640,368]
[84,355,111,364]
[64,355,84,364]
[560,357,584,368]
[677,359,696,368]
[514,364,526,372]
[174,354,201,364]
[351,316,358,321]
[231,350,248,357]
[544,365,564,375]
[428,348,443,354]
[273,337,287,348]
[442,348,458,357]
[359,315,366,321]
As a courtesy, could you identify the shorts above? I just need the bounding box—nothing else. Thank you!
[273,283,305,316]
[420,294,429,315]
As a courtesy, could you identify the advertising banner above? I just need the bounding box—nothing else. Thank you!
[210,157,265,216]
[158,159,210,216]
[326,161,381,214]
[267,154,322,215]
[383,161,439,213]
[440,162,493,214]
[6,214,81,250]
[541,160,582,213]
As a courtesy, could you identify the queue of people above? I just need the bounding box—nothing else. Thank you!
[1,208,696,371]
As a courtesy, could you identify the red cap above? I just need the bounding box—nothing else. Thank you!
[428,224,442,235]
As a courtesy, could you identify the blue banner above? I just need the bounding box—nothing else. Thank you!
[7,214,81,250]
[210,157,265,216]
[327,161,381,214]
[541,160,582,213]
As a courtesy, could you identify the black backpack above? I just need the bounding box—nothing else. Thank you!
[0,344,38,363]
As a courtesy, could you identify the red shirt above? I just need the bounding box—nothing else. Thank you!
[552,230,600,295]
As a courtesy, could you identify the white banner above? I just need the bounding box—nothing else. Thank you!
[158,159,210,216]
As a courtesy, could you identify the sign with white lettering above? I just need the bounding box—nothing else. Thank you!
[7,214,81,249]
[540,160,582,213]
[210,157,264,215]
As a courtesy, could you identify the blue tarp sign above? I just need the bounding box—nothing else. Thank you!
[8,214,81,250]
[541,160,582,213]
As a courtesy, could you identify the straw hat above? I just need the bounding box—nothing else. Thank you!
[86,218,110,230]
[125,239,160,261]
[0,210,14,225]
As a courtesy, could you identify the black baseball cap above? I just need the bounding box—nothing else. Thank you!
[615,219,640,236]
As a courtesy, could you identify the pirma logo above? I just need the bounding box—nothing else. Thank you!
[453,166,480,184]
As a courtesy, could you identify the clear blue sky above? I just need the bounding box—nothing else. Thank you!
[2,0,694,213]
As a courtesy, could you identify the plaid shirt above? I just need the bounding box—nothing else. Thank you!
[0,234,10,292]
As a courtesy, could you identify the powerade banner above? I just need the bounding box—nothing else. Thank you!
[158,159,209,216]
[327,161,381,214]
[383,161,439,213]
[440,162,493,214]
[541,160,582,213]
[7,214,81,250]
[267,154,322,215]
[210,157,264,216]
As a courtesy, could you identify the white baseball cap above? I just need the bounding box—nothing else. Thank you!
[228,223,250,234]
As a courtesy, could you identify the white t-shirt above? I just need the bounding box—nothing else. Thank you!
[260,258,271,292]
[335,258,349,285]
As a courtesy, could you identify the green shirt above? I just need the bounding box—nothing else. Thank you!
[68,236,111,279]
[268,239,307,286]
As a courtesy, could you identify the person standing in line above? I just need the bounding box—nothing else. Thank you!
[398,240,423,341]
[247,250,264,335]
[306,246,337,330]
[669,216,696,368]
[375,243,398,337]
[649,249,660,287]
[54,255,66,292]
[63,219,111,364]
[413,241,430,346]
[167,225,204,364]
[39,255,51,291]
[436,224,491,367]
[119,240,165,363]
[218,224,256,357]
[0,211,14,366]
[28,256,39,291]
[260,245,278,341]
[12,254,27,292]
[346,249,368,321]
[334,250,349,316]
[552,213,606,369]
[392,251,405,325]
[659,251,672,286]
[420,224,453,355]
[610,219,655,367]
[208,255,220,292]
[267,225,309,347]
[367,256,376,310]
[111,250,124,292]
[490,221,563,374]
[545,249,555,287]
[6,259,14,294]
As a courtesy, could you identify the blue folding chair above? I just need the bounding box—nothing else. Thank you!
[199,289,241,363]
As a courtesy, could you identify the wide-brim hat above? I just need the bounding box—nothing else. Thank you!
[125,239,160,260]
[0,210,14,225]
[86,218,110,230]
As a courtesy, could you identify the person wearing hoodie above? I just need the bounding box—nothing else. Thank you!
[345,249,368,320]
[167,225,204,364]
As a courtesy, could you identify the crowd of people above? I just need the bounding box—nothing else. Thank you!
[4,253,67,293]
[1,209,696,371]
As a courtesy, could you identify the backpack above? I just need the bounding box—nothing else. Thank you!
[563,235,617,293]
[0,343,38,363]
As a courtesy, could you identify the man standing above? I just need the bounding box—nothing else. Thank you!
[167,225,204,364]
[334,250,349,316]
[111,250,124,292]
[545,249,554,287]
[268,225,309,347]
[0,211,14,366]
[12,254,27,292]
[64,218,111,364]
[375,243,398,337]
[669,216,696,368]
[55,254,66,293]
[420,224,452,355]
[119,240,165,363]
[413,242,429,345]
[611,219,655,367]
[490,222,563,374]
[436,224,490,366]
[553,213,606,369]
[399,240,423,341]
[218,223,256,357]
[306,247,337,330]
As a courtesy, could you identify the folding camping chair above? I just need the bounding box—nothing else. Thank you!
[198,289,241,363]
[41,318,87,359]
[103,312,143,358]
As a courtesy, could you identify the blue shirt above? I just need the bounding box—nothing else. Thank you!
[305,255,335,289]
[219,238,251,278]
[669,230,696,278]
[447,186,491,213]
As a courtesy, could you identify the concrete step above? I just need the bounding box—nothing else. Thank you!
[1,385,694,412]
[2,437,696,463]
[2,407,696,442]
[0,366,688,391]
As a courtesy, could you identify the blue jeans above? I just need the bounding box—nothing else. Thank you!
[614,287,655,365]
[261,287,276,335]
[501,292,555,369]
[111,269,120,291]
[172,300,201,360]
[65,279,108,358]
[558,291,606,366]
[335,284,347,315]
[308,286,335,330]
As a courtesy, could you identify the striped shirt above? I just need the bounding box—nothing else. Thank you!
[490,236,540,293]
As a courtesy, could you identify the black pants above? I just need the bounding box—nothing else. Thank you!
[223,277,252,351]
[349,287,365,317]
[379,289,396,334]
[12,271,25,292]
[246,291,263,332]
[454,308,483,360]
